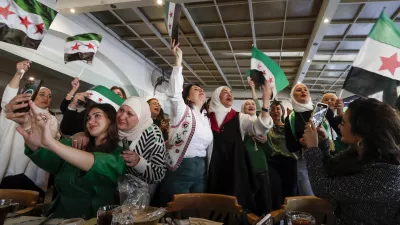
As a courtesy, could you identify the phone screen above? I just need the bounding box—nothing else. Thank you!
[15,80,42,113]
[312,103,328,127]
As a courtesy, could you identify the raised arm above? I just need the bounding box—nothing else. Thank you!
[249,80,262,113]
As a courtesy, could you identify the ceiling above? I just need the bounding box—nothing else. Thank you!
[86,0,399,94]
[0,49,93,110]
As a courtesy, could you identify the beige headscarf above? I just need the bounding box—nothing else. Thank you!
[118,97,154,149]
[36,87,60,140]
[209,86,232,127]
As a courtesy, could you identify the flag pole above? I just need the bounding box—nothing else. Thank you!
[19,59,32,79]
[78,68,85,78]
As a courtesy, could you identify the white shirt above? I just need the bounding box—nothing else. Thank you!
[166,66,213,158]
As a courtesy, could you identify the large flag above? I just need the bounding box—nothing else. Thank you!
[0,0,57,49]
[64,33,102,65]
[343,12,400,106]
[164,1,181,42]
[249,46,289,99]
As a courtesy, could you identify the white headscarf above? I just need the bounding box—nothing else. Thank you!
[209,86,232,127]
[241,99,257,120]
[36,87,60,140]
[118,97,154,149]
[290,84,313,113]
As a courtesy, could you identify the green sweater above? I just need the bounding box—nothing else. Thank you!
[25,139,126,219]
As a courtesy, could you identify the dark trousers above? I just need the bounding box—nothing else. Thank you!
[158,157,206,206]
[268,156,297,210]
[0,174,45,199]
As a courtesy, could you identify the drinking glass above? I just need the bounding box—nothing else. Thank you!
[286,211,315,225]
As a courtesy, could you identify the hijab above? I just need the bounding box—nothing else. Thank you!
[209,86,232,127]
[290,84,313,113]
[118,97,154,149]
[35,87,60,140]
[241,99,257,120]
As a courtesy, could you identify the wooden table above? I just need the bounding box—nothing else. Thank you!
[4,216,97,225]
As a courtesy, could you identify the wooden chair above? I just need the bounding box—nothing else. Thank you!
[0,189,40,216]
[166,193,243,225]
[248,196,334,225]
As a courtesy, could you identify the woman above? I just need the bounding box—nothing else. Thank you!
[60,80,126,136]
[158,41,213,205]
[240,95,272,214]
[18,102,126,219]
[321,92,344,136]
[265,100,297,210]
[147,98,162,123]
[117,97,166,187]
[207,75,273,215]
[0,61,60,198]
[303,98,400,225]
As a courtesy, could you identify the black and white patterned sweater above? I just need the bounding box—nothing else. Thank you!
[126,124,166,184]
[305,140,400,225]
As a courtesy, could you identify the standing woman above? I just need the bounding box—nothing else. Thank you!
[207,78,273,215]
[158,41,213,205]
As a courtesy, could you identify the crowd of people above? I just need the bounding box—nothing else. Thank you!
[1,42,400,224]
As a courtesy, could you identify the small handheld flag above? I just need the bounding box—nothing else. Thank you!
[164,1,182,43]
[64,33,102,65]
[342,12,400,106]
[249,46,289,99]
[0,0,57,49]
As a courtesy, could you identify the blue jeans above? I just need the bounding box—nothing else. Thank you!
[297,153,314,196]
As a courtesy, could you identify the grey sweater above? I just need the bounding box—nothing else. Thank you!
[305,141,400,225]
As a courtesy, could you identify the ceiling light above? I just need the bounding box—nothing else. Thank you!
[307,59,311,63]
[70,8,75,13]
[297,82,301,84]
[29,77,34,81]
[323,18,329,23]
[157,0,163,5]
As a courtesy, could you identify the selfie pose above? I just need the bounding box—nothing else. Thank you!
[0,61,60,197]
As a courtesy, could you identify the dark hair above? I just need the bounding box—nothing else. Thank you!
[326,98,400,177]
[396,95,400,111]
[84,103,120,153]
[347,98,400,165]
[182,84,207,114]
[110,86,127,99]
[270,100,285,122]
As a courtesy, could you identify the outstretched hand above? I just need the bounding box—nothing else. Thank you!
[171,39,182,67]
[16,100,56,150]
[4,94,31,125]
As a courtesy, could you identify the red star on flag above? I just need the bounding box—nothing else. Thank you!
[268,77,273,84]
[34,23,44,35]
[169,12,173,18]
[379,53,400,76]
[71,42,80,51]
[98,98,102,102]
[168,24,172,29]
[19,16,32,29]
[86,43,95,50]
[257,64,262,69]
[263,70,267,75]
[0,3,15,20]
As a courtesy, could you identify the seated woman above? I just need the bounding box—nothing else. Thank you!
[303,98,400,225]
[17,101,126,219]
[117,97,166,198]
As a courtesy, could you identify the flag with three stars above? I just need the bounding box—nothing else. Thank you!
[0,0,57,49]
[164,1,181,43]
[64,33,102,65]
[249,46,289,99]
[343,12,400,106]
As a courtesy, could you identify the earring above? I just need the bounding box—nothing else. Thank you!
[357,141,364,149]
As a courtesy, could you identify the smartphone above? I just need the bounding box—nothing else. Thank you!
[14,80,43,113]
[250,70,266,86]
[256,214,272,225]
[312,102,329,127]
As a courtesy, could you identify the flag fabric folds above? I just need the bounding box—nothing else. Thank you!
[64,33,102,65]
[0,0,57,49]
[164,1,182,42]
[249,46,289,99]
[343,12,400,105]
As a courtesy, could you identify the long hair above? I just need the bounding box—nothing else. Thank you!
[182,84,208,115]
[326,98,400,176]
[110,86,127,99]
[84,103,120,153]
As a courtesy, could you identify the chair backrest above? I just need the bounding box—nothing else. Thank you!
[166,194,243,225]
[283,196,334,225]
[0,189,39,207]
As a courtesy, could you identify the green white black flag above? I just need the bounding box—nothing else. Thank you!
[64,33,102,65]
[0,0,57,49]
[164,1,182,42]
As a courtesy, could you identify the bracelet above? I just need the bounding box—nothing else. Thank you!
[261,107,269,112]
[66,93,74,98]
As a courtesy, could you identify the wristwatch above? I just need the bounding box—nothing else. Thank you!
[261,107,269,112]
